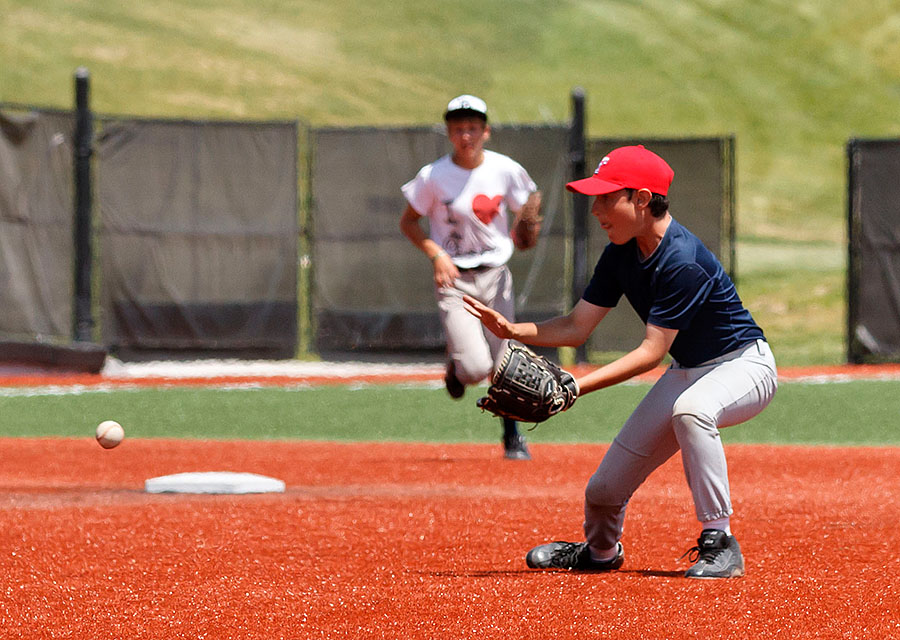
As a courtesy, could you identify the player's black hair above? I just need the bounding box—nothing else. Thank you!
[444,109,488,123]
[625,188,669,218]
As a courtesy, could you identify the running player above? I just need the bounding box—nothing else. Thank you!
[464,145,778,577]
[399,95,541,460]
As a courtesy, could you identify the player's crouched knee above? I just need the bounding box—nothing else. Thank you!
[671,395,719,430]
[671,409,718,435]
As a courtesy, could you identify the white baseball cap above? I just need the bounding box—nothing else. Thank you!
[444,94,488,121]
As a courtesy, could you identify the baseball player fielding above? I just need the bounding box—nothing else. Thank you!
[464,144,777,579]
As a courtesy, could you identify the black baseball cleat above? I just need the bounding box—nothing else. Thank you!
[444,361,465,399]
[502,432,531,460]
[526,541,624,571]
[683,529,745,579]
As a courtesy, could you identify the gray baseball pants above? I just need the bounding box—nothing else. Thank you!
[584,339,778,549]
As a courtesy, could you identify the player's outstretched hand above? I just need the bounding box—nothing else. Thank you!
[462,295,513,339]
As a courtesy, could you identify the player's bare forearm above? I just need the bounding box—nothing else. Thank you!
[575,347,661,394]
[511,191,543,250]
[399,206,441,259]
[525,299,610,347]
[400,205,459,287]
[576,324,677,394]
[463,296,604,346]
[518,315,586,347]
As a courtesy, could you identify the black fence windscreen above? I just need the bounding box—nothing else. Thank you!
[848,139,900,363]
[0,108,75,342]
[1,99,735,364]
[96,118,299,358]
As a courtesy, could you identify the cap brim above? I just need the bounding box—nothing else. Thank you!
[444,108,487,121]
[565,176,624,195]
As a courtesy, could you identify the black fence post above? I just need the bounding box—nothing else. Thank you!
[569,88,588,362]
[846,139,860,364]
[73,67,94,342]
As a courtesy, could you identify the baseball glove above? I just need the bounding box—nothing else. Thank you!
[511,191,543,250]
[477,341,579,423]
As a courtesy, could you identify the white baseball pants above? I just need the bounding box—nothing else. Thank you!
[436,265,514,385]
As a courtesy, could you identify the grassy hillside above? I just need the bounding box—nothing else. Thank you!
[4,0,899,363]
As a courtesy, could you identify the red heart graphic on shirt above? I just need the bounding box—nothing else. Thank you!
[472,194,503,224]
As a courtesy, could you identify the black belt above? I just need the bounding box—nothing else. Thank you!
[457,264,494,273]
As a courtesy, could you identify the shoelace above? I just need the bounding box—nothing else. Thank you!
[549,542,588,568]
[680,544,726,564]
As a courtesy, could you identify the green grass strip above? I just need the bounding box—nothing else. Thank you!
[2,379,898,446]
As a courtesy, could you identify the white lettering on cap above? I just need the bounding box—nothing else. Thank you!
[594,156,611,174]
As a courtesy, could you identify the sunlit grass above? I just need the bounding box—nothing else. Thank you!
[2,381,899,445]
[737,239,846,365]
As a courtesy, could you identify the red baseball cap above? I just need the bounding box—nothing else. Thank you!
[566,145,675,196]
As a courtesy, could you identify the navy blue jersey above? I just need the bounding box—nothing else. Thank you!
[582,218,764,367]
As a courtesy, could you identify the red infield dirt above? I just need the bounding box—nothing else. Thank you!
[1,364,900,639]
[1,439,899,639]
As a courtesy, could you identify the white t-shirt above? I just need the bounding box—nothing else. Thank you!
[402,149,537,269]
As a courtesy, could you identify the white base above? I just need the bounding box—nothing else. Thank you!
[145,471,285,494]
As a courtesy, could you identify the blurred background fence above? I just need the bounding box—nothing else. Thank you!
[95,117,299,360]
[17,76,899,369]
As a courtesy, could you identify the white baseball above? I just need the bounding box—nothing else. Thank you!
[95,420,125,449]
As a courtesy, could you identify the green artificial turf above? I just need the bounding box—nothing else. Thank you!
[2,379,898,446]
